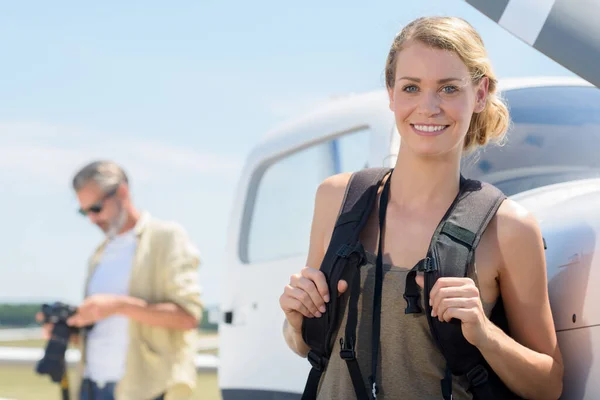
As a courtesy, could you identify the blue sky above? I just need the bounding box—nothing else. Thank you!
[0,0,577,307]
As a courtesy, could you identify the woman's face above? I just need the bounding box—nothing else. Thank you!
[388,39,488,158]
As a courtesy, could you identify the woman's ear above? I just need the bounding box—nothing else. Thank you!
[474,76,489,113]
[388,86,395,112]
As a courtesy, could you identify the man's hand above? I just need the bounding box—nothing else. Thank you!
[35,312,54,340]
[67,294,123,327]
[36,311,80,345]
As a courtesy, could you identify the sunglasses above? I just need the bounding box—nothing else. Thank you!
[78,187,118,216]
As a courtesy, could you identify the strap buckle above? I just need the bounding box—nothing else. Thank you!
[369,376,379,399]
[336,243,365,262]
[466,364,489,387]
[337,244,353,258]
[307,350,327,372]
[403,293,423,314]
[339,338,356,361]
[424,257,436,273]
[416,257,436,273]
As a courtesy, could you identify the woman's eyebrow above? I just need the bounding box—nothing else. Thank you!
[396,77,465,83]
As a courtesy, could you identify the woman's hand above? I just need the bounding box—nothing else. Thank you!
[428,277,491,348]
[280,266,348,333]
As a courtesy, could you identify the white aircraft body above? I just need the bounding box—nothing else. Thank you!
[218,76,600,399]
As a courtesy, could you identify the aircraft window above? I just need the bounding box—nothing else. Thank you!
[241,128,370,264]
[332,128,371,172]
[461,85,600,196]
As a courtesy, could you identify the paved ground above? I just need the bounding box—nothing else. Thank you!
[0,327,220,371]
[0,328,42,341]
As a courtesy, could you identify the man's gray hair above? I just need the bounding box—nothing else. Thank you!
[72,160,129,192]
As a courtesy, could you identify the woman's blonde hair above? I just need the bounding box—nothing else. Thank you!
[385,16,510,151]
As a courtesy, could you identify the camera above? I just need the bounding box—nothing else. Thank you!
[36,302,92,383]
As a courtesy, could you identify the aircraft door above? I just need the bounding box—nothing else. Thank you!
[219,127,373,398]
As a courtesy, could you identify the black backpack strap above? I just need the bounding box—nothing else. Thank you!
[301,168,391,400]
[340,259,370,400]
[422,178,521,400]
[402,176,474,319]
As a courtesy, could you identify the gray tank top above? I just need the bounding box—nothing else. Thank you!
[316,251,496,400]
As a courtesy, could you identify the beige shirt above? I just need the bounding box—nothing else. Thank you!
[77,211,203,400]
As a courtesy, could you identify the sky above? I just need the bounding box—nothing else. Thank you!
[0,0,578,308]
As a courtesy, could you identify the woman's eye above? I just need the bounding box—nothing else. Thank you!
[402,85,418,93]
[442,85,458,94]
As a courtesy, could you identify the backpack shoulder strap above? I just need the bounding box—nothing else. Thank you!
[436,178,506,276]
[317,167,392,276]
[301,167,391,400]
[332,167,392,228]
[423,178,522,400]
[340,167,391,213]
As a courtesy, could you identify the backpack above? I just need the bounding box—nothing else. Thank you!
[300,167,524,400]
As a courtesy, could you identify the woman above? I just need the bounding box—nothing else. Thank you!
[279,16,564,400]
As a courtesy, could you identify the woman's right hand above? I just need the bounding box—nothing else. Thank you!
[280,266,349,333]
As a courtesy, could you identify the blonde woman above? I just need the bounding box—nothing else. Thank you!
[279,16,563,400]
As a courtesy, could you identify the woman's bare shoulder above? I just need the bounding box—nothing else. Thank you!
[313,172,354,232]
[305,173,353,269]
[315,172,353,210]
[495,199,542,250]
[491,198,545,277]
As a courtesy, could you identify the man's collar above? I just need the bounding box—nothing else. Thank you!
[134,211,151,236]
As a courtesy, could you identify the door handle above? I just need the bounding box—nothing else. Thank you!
[223,311,234,324]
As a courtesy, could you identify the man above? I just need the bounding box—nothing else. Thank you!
[47,160,203,400]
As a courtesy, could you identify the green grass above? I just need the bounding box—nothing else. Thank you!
[0,330,221,399]
[0,339,50,348]
[0,366,221,400]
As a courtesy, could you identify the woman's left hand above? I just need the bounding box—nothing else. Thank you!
[427,277,491,348]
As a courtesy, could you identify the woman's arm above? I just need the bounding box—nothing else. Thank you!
[432,200,563,399]
[280,173,351,356]
[476,201,564,399]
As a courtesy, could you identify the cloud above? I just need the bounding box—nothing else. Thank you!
[0,120,243,188]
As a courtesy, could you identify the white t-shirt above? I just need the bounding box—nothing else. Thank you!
[84,229,137,385]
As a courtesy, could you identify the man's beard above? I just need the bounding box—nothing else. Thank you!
[105,201,128,239]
